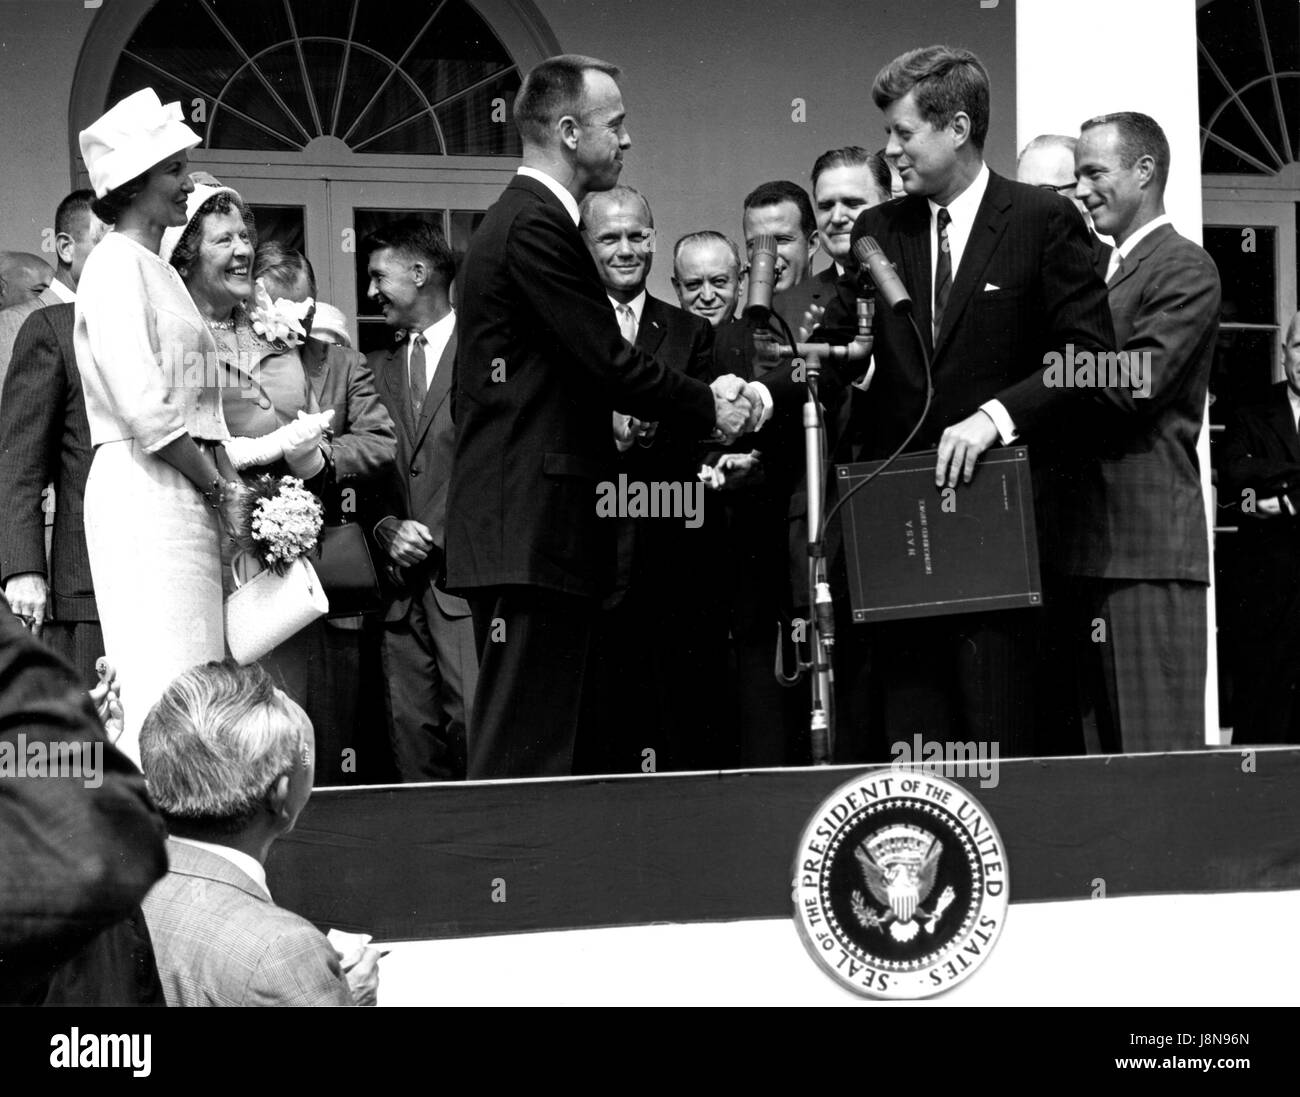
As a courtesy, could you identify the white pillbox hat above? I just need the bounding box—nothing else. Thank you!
[79,88,202,198]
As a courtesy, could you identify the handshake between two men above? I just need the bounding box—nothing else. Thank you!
[612,373,768,454]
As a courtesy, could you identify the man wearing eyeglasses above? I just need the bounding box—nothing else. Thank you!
[1018,134,1111,269]
[574,185,729,774]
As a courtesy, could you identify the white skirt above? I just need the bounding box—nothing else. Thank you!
[84,439,226,763]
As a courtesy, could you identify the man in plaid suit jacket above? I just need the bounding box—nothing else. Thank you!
[1062,112,1220,752]
[139,661,379,1006]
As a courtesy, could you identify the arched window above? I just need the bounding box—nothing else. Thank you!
[1198,0,1300,175]
[106,0,522,156]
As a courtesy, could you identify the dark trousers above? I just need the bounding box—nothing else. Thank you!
[382,585,478,782]
[467,585,596,779]
[40,619,104,692]
[574,589,731,775]
[866,609,1040,757]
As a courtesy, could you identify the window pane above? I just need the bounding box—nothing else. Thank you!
[1204,226,1276,324]
[1209,328,1278,424]
[246,205,306,259]
[435,70,523,156]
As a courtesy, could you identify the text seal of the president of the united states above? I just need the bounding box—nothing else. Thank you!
[792,771,1009,999]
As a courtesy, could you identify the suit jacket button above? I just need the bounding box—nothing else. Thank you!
[258,395,272,409]
[410,467,419,477]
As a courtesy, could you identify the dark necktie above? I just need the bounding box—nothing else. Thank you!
[933,206,952,339]
[408,333,427,426]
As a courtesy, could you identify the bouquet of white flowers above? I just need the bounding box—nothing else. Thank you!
[233,475,324,575]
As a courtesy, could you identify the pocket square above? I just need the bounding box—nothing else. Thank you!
[983,282,1001,292]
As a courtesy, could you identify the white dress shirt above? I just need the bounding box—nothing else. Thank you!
[170,836,270,898]
[1106,213,1172,283]
[1288,387,1300,433]
[609,290,646,343]
[409,309,456,390]
[46,276,76,305]
[928,161,990,303]
[516,166,581,226]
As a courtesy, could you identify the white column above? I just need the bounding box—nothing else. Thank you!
[1016,0,1221,746]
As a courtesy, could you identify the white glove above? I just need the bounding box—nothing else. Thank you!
[222,432,287,470]
[284,409,334,478]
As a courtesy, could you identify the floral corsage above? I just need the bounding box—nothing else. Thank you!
[248,277,314,349]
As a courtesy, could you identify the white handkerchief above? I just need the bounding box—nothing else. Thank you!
[983,282,1001,292]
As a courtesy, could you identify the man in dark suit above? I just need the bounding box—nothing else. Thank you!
[0,305,101,686]
[362,219,477,782]
[0,192,107,686]
[1218,312,1300,744]
[252,243,399,784]
[834,45,1114,756]
[0,595,167,1004]
[1062,111,1219,753]
[445,54,761,780]
[572,186,728,774]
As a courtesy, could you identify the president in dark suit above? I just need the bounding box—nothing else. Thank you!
[446,55,761,779]
[1218,318,1300,744]
[0,303,103,687]
[836,45,1115,755]
[363,219,478,782]
[1064,113,1219,753]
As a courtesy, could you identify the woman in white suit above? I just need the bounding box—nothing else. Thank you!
[73,89,240,761]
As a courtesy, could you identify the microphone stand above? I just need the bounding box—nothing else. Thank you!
[771,297,873,764]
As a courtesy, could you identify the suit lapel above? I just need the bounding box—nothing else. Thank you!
[635,298,667,358]
[376,343,414,443]
[934,174,1012,359]
[302,337,333,408]
[897,197,934,358]
[1107,222,1176,294]
[412,327,456,451]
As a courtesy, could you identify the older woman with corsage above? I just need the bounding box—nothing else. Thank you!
[161,186,333,710]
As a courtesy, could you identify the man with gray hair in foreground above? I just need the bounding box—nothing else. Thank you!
[140,661,380,1006]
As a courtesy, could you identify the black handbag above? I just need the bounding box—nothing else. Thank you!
[312,520,384,617]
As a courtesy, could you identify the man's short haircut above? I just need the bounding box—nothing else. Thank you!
[360,216,456,286]
[671,230,742,278]
[742,180,816,240]
[1017,133,1077,167]
[253,240,317,300]
[1080,111,1171,189]
[580,184,654,231]
[140,660,311,838]
[513,53,621,146]
[55,189,96,241]
[810,146,893,202]
[871,44,991,152]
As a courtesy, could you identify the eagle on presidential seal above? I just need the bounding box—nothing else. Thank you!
[852,824,956,943]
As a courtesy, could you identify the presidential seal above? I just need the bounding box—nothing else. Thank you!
[792,771,1008,999]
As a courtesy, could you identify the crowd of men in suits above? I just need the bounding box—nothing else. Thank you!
[6,41,1287,801]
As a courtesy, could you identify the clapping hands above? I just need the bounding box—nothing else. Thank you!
[710,374,765,444]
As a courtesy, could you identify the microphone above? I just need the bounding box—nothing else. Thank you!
[745,234,778,319]
[852,235,912,315]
